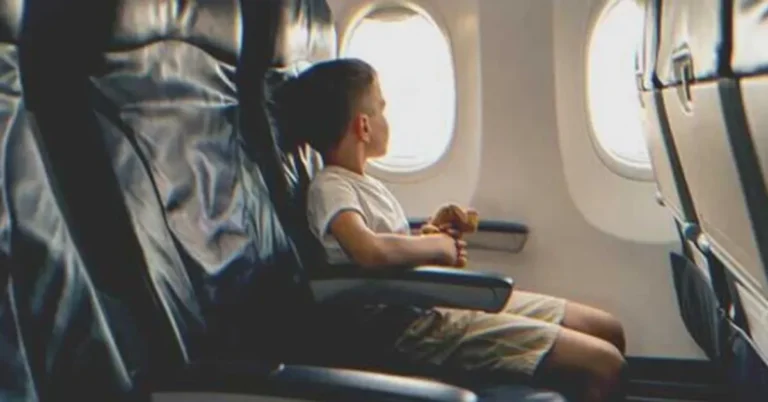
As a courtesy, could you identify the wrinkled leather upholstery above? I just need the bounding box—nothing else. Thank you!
[80,0,320,362]
[0,0,141,399]
[15,0,319,396]
[242,0,334,266]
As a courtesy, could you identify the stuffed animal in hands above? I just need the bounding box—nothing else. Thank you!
[420,203,479,236]
[420,204,478,268]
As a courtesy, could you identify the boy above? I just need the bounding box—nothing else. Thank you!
[293,58,626,402]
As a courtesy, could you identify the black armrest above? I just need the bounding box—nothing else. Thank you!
[154,361,477,401]
[310,265,514,313]
[409,219,530,253]
[408,219,529,235]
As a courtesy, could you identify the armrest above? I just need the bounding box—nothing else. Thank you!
[409,219,530,253]
[310,265,514,313]
[408,219,529,235]
[154,361,477,402]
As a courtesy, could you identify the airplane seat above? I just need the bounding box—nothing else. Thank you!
[246,0,335,270]
[0,0,155,399]
[257,1,520,317]
[243,0,567,400]
[655,0,768,394]
[728,0,768,397]
[637,0,695,227]
[64,0,313,364]
[732,0,768,358]
[637,0,732,364]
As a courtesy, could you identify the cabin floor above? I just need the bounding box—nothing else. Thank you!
[625,357,728,401]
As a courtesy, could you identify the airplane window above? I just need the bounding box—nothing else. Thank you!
[343,6,456,173]
[587,0,649,171]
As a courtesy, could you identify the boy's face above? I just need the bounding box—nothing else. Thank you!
[357,77,390,158]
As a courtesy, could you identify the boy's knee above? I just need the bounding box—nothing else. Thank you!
[539,333,627,402]
[604,314,626,354]
[590,340,627,385]
[562,303,627,354]
[596,344,628,402]
[588,309,626,354]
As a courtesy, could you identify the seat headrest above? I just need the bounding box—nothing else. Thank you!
[110,0,242,63]
[245,0,337,153]
[0,0,23,43]
[270,0,336,70]
[655,0,725,86]
[732,0,768,75]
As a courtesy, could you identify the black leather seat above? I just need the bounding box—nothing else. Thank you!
[1,0,147,399]
[9,0,567,400]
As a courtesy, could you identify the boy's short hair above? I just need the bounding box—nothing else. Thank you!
[273,58,377,155]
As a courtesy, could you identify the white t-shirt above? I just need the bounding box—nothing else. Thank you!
[306,165,410,264]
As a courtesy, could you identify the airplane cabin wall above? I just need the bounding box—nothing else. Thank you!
[325,0,704,359]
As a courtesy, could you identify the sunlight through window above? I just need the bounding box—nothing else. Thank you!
[587,0,649,168]
[344,7,456,173]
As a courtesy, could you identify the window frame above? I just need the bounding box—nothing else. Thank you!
[339,0,459,182]
[584,0,654,182]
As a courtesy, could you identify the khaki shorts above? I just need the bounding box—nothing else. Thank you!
[393,290,567,376]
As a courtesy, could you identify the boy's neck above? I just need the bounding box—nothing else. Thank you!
[324,148,367,176]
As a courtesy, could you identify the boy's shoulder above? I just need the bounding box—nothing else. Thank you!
[310,166,345,186]
[310,166,363,190]
[308,166,353,198]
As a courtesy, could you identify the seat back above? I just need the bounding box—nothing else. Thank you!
[22,0,329,384]
[79,0,322,362]
[245,0,337,269]
[652,0,768,394]
[637,0,739,363]
[726,0,768,367]
[637,0,698,226]
[657,0,768,295]
[1,0,153,399]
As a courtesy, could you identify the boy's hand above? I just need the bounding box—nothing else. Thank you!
[438,224,462,240]
[421,222,462,237]
[455,237,468,267]
[434,233,468,268]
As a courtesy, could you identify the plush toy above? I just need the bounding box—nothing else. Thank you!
[420,203,479,236]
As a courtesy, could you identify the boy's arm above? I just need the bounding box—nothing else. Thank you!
[329,211,456,269]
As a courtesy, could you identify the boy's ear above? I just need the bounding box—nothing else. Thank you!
[357,114,372,142]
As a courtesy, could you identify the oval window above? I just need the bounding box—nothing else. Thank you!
[343,6,456,173]
[587,0,650,170]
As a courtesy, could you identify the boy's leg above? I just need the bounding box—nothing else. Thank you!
[393,308,626,402]
[535,326,627,402]
[507,290,626,354]
[560,301,626,354]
